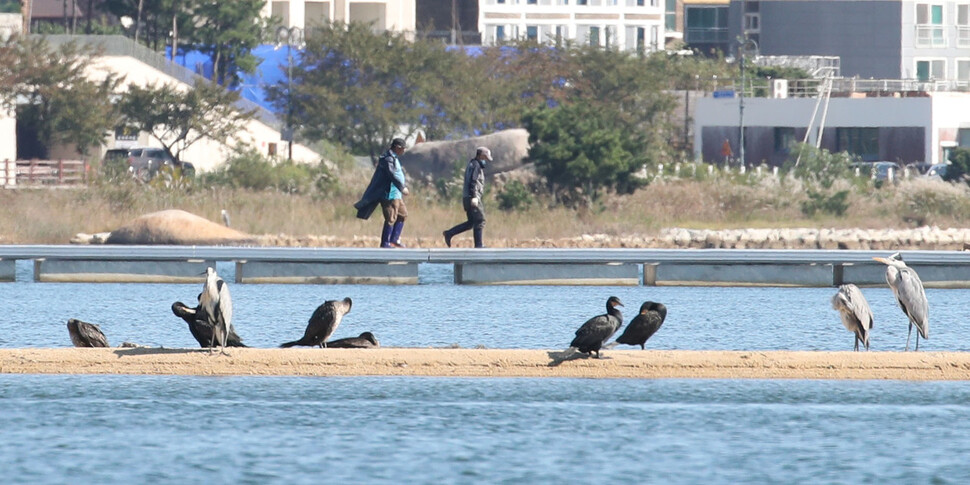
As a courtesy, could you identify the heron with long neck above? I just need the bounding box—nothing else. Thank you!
[873,253,928,351]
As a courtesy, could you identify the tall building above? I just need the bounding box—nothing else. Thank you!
[416,0,481,44]
[262,0,416,34]
[723,0,970,80]
[478,0,665,52]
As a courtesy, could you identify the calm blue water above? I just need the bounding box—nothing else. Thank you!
[3,375,970,483]
[5,262,970,483]
[0,263,965,351]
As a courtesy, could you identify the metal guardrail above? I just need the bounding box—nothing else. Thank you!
[36,34,282,129]
[1,245,968,265]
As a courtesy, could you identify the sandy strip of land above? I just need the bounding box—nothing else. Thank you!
[3,348,970,380]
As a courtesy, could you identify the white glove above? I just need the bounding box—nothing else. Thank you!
[470,197,479,207]
[402,187,410,196]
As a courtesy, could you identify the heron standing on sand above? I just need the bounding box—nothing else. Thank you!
[873,253,928,351]
[198,267,233,353]
[831,284,874,351]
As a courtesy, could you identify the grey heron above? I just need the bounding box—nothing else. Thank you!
[326,331,380,348]
[198,267,233,354]
[831,284,874,351]
[67,318,109,348]
[280,297,353,348]
[570,296,623,358]
[873,253,928,351]
[613,301,667,350]
[171,301,247,348]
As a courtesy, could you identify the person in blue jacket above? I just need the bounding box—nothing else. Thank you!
[354,138,410,248]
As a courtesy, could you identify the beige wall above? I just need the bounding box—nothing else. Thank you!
[90,56,321,172]
[264,0,415,33]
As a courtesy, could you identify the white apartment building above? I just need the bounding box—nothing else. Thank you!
[479,0,665,51]
[262,0,416,33]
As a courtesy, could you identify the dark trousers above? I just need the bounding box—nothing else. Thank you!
[445,197,486,248]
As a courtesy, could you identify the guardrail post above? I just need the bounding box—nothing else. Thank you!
[57,159,64,184]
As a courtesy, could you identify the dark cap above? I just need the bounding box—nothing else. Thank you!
[391,138,406,149]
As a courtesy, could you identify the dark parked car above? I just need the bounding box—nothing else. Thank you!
[850,161,902,184]
[924,163,950,180]
[102,147,195,180]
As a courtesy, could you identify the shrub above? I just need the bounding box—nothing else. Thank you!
[496,180,534,211]
[205,148,332,194]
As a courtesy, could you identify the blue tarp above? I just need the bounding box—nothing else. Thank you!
[166,44,297,113]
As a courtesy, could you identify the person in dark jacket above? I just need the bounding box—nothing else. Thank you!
[443,147,490,248]
[354,138,410,248]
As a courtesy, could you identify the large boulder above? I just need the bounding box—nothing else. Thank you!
[106,210,255,245]
[401,129,530,180]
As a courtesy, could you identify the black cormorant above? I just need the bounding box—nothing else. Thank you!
[67,318,109,348]
[171,301,247,348]
[327,331,380,348]
[280,297,353,348]
[614,301,667,350]
[570,296,623,358]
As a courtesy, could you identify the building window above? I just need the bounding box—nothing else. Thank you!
[916,3,945,47]
[665,0,677,31]
[636,27,645,51]
[960,128,970,147]
[837,128,879,161]
[589,26,600,46]
[578,0,588,5]
[496,25,505,42]
[774,127,796,154]
[916,59,945,80]
[528,0,537,4]
[555,25,566,44]
[637,0,645,5]
[957,59,970,80]
[685,6,729,44]
[526,25,538,40]
[958,4,970,47]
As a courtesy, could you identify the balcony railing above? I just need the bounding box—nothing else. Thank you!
[685,27,728,44]
[958,26,970,47]
[915,25,947,47]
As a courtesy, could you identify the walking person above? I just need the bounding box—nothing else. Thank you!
[443,147,490,248]
[354,138,410,248]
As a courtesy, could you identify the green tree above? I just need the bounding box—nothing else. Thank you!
[0,36,122,157]
[524,103,648,207]
[117,78,257,162]
[785,143,853,217]
[191,0,267,86]
[277,22,427,163]
[943,147,970,184]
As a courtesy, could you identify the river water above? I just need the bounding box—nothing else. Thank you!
[3,262,970,483]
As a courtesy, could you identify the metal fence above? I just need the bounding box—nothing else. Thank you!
[1,159,89,187]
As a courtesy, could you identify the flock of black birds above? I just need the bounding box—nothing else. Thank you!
[65,252,921,355]
[568,297,669,359]
[66,267,379,351]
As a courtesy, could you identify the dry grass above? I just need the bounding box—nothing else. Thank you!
[2,171,969,246]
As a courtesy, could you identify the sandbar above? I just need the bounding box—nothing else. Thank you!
[2,348,970,380]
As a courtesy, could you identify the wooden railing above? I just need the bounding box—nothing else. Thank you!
[1,159,89,187]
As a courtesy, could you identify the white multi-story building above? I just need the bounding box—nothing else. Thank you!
[262,0,416,34]
[479,0,665,51]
